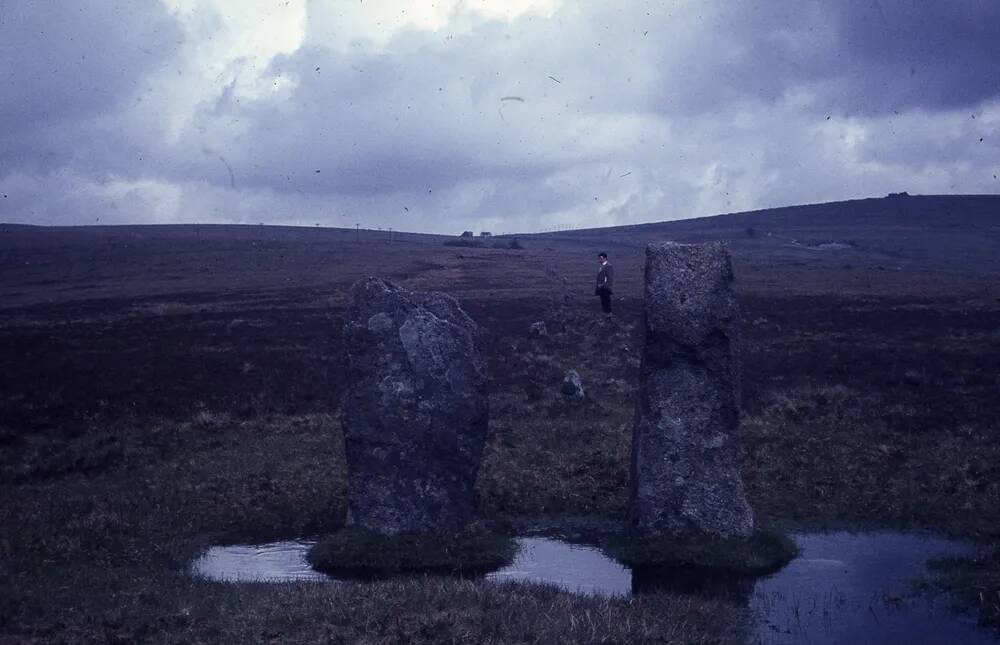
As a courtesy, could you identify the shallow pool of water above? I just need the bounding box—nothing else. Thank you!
[750,532,990,645]
[485,537,631,596]
[190,531,997,645]
[191,540,327,582]
[190,536,630,594]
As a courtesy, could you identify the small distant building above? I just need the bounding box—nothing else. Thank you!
[886,191,910,198]
[460,231,474,238]
[479,231,492,238]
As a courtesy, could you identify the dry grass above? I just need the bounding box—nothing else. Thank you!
[476,317,638,520]
[741,384,1000,534]
[0,413,347,571]
[5,569,746,644]
[3,217,1000,638]
[0,409,747,644]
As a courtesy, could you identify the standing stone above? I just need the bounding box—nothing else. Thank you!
[529,321,548,336]
[341,277,489,534]
[560,369,585,399]
[630,242,754,538]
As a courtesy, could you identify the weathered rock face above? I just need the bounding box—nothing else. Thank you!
[560,369,585,399]
[630,242,754,538]
[341,277,489,535]
[528,321,548,336]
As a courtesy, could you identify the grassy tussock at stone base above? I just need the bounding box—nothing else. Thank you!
[308,527,518,577]
[608,529,798,577]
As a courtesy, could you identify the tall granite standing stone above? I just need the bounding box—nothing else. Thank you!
[630,242,754,538]
[341,277,489,535]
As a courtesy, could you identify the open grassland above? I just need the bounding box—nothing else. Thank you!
[2,197,1000,641]
[6,568,744,645]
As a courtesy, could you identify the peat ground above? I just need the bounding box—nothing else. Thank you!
[2,195,999,642]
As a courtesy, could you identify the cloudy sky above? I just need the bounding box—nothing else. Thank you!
[1,1,998,233]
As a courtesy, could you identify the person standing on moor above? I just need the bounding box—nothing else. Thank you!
[595,251,614,318]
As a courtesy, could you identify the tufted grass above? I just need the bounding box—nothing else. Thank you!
[308,526,518,578]
[605,529,798,577]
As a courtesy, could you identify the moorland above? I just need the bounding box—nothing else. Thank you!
[1,193,999,643]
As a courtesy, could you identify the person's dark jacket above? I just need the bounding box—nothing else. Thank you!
[596,262,614,294]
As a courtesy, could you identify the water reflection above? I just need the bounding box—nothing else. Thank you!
[190,540,329,582]
[486,537,630,597]
[631,564,754,601]
[190,531,996,645]
[750,532,990,645]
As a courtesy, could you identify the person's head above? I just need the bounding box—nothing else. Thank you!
[598,252,607,263]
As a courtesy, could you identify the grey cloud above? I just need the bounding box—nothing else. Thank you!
[0,1,182,179]
[829,0,1000,111]
[168,1,692,196]
[0,1,182,128]
[1,1,998,232]
[628,1,1000,116]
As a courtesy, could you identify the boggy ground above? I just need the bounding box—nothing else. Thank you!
[2,203,1000,643]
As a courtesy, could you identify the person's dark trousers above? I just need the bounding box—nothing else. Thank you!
[600,289,612,314]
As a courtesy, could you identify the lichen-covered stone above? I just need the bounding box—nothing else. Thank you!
[560,370,585,399]
[630,242,754,538]
[341,277,488,534]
